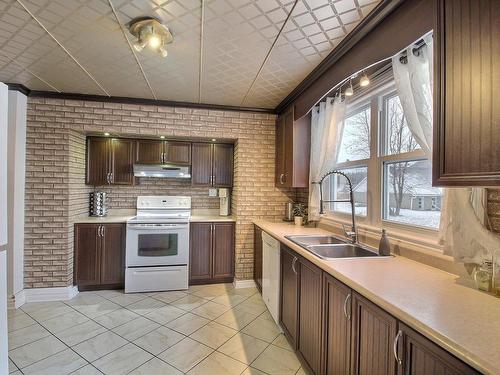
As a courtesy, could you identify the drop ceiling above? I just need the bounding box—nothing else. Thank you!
[0,0,380,109]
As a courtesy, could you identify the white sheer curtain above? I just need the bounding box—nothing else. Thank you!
[392,34,500,263]
[308,96,346,221]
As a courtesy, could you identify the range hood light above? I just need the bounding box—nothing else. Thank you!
[104,132,110,136]
[160,135,165,139]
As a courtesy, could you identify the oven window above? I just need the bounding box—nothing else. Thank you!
[138,233,178,257]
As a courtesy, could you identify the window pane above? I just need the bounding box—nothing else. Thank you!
[337,106,371,162]
[383,160,442,228]
[326,167,368,216]
[383,94,420,155]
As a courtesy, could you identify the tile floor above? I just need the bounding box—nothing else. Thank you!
[7,283,307,375]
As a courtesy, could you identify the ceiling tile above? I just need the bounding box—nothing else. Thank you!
[0,0,102,94]
[200,0,294,107]
[243,0,381,108]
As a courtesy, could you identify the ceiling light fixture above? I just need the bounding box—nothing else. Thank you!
[128,17,173,58]
[359,73,370,87]
[104,132,110,136]
[345,79,354,97]
[160,135,165,139]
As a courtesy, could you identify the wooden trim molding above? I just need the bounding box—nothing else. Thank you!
[6,83,275,114]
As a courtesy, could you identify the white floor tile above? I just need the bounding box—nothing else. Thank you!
[242,316,281,343]
[8,312,37,332]
[133,326,185,356]
[189,321,237,349]
[8,323,50,350]
[41,310,90,334]
[251,345,301,375]
[129,357,183,375]
[8,335,67,369]
[187,351,247,375]
[166,313,210,335]
[111,316,159,341]
[92,343,153,375]
[158,337,213,372]
[22,348,87,375]
[92,308,139,330]
[55,320,107,347]
[72,331,127,362]
[218,333,269,365]
[144,304,185,325]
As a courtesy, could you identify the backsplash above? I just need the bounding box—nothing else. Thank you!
[96,178,219,210]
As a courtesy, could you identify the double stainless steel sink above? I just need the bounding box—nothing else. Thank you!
[285,235,390,260]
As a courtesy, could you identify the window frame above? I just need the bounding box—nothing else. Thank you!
[324,75,441,243]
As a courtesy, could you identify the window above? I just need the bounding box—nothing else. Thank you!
[325,71,441,231]
[327,166,368,216]
[337,105,371,163]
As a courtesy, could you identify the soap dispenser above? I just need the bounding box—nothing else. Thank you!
[378,229,391,256]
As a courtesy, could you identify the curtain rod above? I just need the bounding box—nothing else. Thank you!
[399,39,427,64]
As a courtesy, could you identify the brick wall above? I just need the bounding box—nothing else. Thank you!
[25,97,300,288]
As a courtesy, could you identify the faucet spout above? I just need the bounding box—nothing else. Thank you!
[314,170,357,244]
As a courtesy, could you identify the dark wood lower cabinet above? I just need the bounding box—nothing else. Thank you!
[351,292,398,375]
[323,273,352,375]
[74,223,125,290]
[274,244,482,375]
[74,224,101,287]
[189,222,235,285]
[399,323,480,375]
[254,225,263,293]
[298,257,323,375]
[280,245,299,349]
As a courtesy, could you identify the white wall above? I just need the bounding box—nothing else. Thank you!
[0,82,10,375]
[7,91,26,302]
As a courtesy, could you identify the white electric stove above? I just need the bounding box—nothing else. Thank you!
[125,196,191,293]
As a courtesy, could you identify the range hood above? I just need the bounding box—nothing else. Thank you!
[133,163,191,179]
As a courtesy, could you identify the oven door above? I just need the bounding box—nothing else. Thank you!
[126,223,189,267]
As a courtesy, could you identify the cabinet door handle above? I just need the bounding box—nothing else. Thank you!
[97,225,101,237]
[343,293,351,320]
[109,172,113,184]
[393,329,403,366]
[279,173,284,185]
[101,225,105,237]
[213,175,216,186]
[291,257,298,275]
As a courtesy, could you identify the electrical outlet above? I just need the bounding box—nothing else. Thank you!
[209,188,218,197]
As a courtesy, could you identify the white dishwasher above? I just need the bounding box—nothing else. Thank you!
[262,231,281,326]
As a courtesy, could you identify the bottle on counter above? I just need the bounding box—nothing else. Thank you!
[378,229,391,256]
[473,259,493,292]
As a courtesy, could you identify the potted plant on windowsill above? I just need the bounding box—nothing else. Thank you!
[293,204,308,226]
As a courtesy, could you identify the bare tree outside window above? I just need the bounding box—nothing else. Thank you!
[385,95,419,216]
[337,106,371,163]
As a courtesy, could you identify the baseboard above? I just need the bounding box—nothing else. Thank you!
[22,286,79,303]
[7,290,26,309]
[233,279,256,289]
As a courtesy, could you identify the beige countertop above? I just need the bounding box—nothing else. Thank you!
[253,220,500,375]
[74,212,236,224]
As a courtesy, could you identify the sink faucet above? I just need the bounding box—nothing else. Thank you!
[313,170,357,244]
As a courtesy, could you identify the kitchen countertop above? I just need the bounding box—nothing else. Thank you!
[74,213,236,223]
[253,220,500,375]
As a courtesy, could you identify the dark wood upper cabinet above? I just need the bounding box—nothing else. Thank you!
[323,273,352,375]
[74,223,125,290]
[86,137,134,186]
[212,222,235,280]
[275,107,310,188]
[191,142,233,187]
[99,223,125,285]
[398,323,480,375]
[213,143,234,187]
[434,0,500,186]
[189,222,213,282]
[165,141,191,165]
[135,139,164,164]
[189,222,235,284]
[280,245,299,349]
[86,137,111,186]
[351,292,398,375]
[110,138,134,185]
[298,256,323,375]
[253,225,263,293]
[74,224,101,287]
[191,143,213,186]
